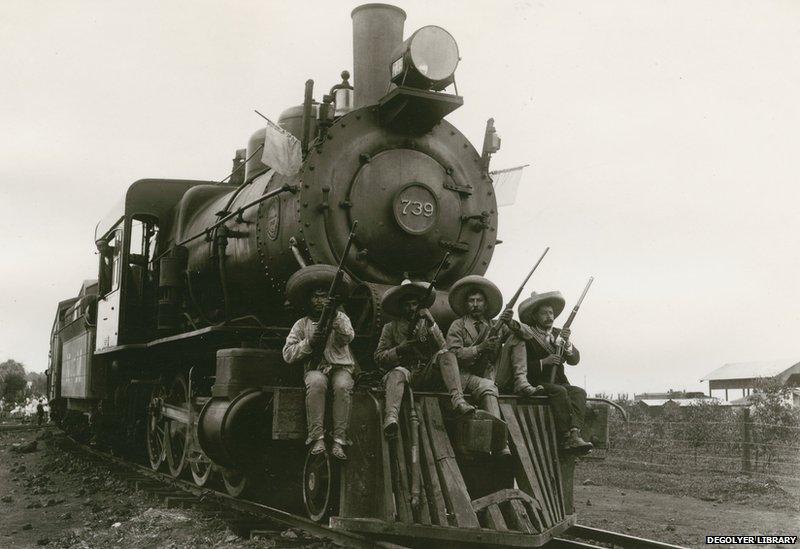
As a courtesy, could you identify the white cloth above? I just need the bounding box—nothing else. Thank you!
[282,311,355,374]
[490,165,527,207]
[261,118,301,176]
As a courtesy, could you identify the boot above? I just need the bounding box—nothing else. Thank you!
[310,439,326,455]
[562,428,593,454]
[383,370,405,438]
[383,416,399,438]
[331,441,348,460]
[480,394,510,456]
[514,377,542,399]
[439,357,476,417]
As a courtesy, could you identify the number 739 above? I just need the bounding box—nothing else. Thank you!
[401,200,434,217]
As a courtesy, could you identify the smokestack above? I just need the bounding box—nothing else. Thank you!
[351,3,406,109]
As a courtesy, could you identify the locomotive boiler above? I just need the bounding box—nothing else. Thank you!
[46,4,605,547]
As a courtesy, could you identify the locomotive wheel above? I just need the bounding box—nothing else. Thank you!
[221,468,249,498]
[190,457,213,487]
[165,375,190,478]
[145,384,167,470]
[303,449,340,522]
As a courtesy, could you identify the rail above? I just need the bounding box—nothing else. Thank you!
[549,524,688,548]
[56,432,402,549]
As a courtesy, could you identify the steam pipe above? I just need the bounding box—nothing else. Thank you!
[301,79,314,154]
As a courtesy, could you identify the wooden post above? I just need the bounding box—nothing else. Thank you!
[741,408,751,474]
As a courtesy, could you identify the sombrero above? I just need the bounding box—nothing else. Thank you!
[381,280,435,318]
[518,291,566,325]
[447,275,503,318]
[285,265,353,309]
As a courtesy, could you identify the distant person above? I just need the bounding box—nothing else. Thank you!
[36,399,45,426]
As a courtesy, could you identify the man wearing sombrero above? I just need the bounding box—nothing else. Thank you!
[374,280,476,438]
[282,265,356,460]
[445,275,522,453]
[511,291,592,453]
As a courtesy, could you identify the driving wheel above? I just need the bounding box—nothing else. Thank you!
[302,449,340,522]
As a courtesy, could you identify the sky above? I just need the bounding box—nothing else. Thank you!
[1,0,798,397]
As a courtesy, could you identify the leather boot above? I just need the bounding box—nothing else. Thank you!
[480,394,511,456]
[383,370,405,438]
[514,377,542,398]
[562,428,593,454]
[439,356,476,417]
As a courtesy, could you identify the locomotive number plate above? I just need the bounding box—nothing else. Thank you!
[393,183,438,235]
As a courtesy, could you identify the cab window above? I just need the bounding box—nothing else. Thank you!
[98,224,123,296]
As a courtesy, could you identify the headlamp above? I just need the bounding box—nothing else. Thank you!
[390,26,459,91]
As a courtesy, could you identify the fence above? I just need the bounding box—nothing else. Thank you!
[600,406,800,483]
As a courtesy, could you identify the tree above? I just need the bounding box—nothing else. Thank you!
[0,359,28,403]
[25,371,47,397]
[749,377,800,470]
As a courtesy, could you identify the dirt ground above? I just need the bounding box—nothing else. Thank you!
[0,425,796,548]
[573,458,799,548]
[0,426,328,548]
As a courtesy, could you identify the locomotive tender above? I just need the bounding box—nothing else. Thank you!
[47,4,604,546]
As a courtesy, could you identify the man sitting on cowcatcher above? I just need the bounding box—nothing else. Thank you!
[374,280,476,438]
[282,266,356,461]
[445,275,535,455]
[499,291,593,454]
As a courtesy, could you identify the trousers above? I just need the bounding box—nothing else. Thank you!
[539,383,586,434]
[383,351,498,419]
[304,367,354,445]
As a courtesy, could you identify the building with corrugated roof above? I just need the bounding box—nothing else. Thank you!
[634,390,708,401]
[700,359,800,403]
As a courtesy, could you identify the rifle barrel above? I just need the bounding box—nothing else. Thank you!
[575,276,594,307]
[507,246,550,308]
[562,277,594,329]
[420,252,450,304]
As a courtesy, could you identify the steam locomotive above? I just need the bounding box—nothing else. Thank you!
[47,5,604,546]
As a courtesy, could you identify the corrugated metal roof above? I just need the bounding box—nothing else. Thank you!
[701,359,800,381]
[638,398,731,407]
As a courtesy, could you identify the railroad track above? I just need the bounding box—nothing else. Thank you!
[0,423,48,432]
[54,431,685,549]
[548,524,688,548]
[55,431,403,549]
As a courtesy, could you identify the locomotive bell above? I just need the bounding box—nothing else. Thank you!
[244,128,269,183]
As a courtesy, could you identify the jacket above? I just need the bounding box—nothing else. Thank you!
[521,327,580,385]
[374,315,445,371]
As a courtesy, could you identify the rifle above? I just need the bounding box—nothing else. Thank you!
[550,276,594,383]
[480,247,549,379]
[411,252,451,344]
[308,222,358,365]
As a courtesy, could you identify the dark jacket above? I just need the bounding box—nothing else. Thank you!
[523,327,580,386]
[374,316,445,373]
